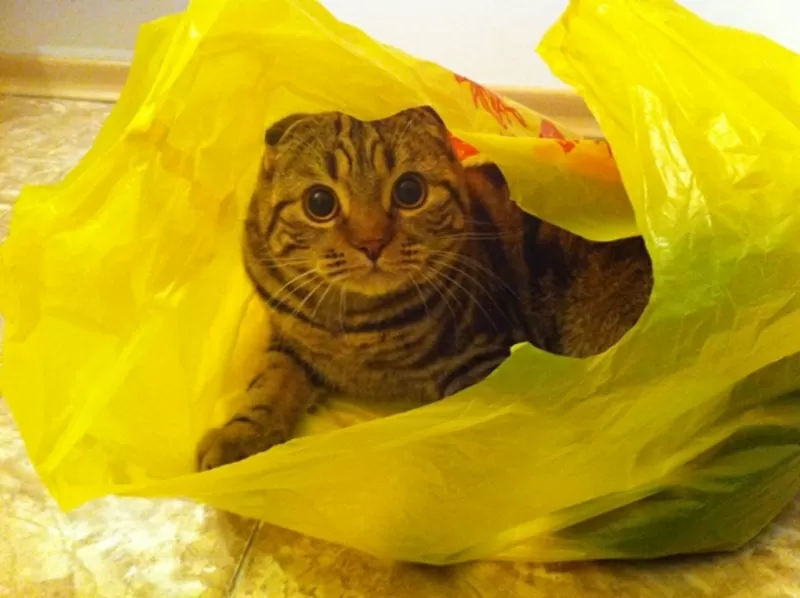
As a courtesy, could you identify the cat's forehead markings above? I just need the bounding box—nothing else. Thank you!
[332,142,354,179]
[338,114,358,138]
[324,151,338,181]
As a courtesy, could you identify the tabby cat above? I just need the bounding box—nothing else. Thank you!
[196,106,652,470]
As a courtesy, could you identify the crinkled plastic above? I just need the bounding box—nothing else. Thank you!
[3,0,800,565]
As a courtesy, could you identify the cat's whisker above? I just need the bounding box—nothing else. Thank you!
[415,267,461,325]
[259,255,309,266]
[269,269,319,310]
[337,286,351,347]
[291,276,327,319]
[429,261,503,333]
[309,278,340,323]
[428,249,521,301]
[409,275,430,321]
[322,266,363,280]
[258,260,309,268]
[437,231,522,242]
[430,257,510,321]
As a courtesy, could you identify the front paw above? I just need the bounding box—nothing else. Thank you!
[196,419,286,471]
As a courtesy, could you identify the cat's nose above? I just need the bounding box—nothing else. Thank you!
[354,239,387,262]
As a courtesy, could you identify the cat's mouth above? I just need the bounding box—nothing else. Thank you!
[337,261,412,295]
[353,263,392,281]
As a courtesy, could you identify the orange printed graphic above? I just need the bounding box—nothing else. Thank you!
[455,74,526,130]
[539,119,565,139]
[448,133,479,161]
[539,119,577,154]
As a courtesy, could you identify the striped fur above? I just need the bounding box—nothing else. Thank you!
[196,106,653,470]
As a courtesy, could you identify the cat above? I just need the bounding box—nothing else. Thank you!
[196,106,653,470]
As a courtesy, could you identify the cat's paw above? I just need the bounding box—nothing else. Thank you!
[196,419,286,471]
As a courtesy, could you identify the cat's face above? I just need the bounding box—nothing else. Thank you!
[246,106,471,297]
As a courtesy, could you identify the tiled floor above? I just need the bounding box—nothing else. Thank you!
[1,94,800,597]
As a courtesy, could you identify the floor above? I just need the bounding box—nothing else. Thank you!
[1,94,800,597]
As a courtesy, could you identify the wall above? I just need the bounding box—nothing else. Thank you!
[0,0,797,87]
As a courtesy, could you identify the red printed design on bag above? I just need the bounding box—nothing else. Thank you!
[448,133,479,161]
[455,74,526,130]
[540,119,577,154]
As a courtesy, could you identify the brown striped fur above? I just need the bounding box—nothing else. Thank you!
[196,106,652,470]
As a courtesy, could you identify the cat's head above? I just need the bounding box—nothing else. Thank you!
[246,106,490,297]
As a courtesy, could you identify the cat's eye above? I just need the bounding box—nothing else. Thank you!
[304,186,339,222]
[392,173,427,209]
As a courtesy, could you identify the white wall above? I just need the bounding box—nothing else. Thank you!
[0,0,187,61]
[1,0,798,87]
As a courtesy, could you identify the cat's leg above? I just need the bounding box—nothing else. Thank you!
[196,347,326,470]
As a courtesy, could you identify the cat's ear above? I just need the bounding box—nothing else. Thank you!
[413,105,446,128]
[264,113,311,147]
[464,162,509,199]
[390,105,447,132]
[465,162,507,188]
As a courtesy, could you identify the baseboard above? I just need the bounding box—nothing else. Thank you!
[0,53,600,137]
[0,54,129,103]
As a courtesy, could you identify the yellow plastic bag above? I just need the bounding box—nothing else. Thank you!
[3,0,800,564]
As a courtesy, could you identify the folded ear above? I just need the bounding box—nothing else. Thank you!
[387,105,447,133]
[410,105,446,127]
[464,162,509,196]
[264,113,311,147]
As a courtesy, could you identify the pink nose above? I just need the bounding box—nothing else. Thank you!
[354,239,387,262]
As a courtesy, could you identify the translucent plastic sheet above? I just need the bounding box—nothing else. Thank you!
[2,0,800,565]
